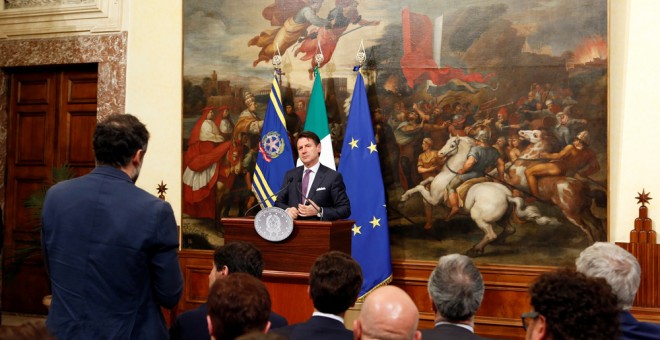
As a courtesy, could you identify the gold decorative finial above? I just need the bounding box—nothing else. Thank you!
[157,180,168,200]
[635,189,652,207]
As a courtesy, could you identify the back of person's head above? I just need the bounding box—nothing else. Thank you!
[427,254,484,322]
[236,332,286,340]
[309,251,363,315]
[93,113,149,167]
[214,241,264,278]
[575,242,640,310]
[207,272,271,340]
[528,268,619,340]
[354,285,421,340]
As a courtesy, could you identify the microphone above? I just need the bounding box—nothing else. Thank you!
[244,177,294,217]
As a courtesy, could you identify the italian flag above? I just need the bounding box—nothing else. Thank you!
[301,67,335,170]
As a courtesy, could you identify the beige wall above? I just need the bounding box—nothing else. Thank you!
[125,0,183,218]
[609,0,658,242]
[124,0,654,242]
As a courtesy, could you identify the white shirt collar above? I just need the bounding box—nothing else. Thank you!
[304,161,321,173]
[435,321,474,333]
[312,311,344,324]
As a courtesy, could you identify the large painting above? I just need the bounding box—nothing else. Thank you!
[182,0,608,266]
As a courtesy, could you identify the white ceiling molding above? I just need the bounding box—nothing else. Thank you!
[0,0,123,39]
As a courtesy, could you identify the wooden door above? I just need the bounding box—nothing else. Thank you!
[2,65,98,314]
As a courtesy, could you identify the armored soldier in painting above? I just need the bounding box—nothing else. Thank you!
[445,130,505,220]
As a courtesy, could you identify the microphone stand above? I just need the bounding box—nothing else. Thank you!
[244,178,293,217]
[297,183,321,219]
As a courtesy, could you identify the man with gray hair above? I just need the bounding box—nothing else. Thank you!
[576,242,660,340]
[422,254,486,339]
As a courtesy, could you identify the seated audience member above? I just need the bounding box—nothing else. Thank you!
[207,273,271,340]
[576,242,660,339]
[353,285,421,340]
[170,242,287,340]
[273,251,363,340]
[422,254,486,339]
[523,268,619,340]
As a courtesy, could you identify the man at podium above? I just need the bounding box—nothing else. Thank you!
[275,131,350,221]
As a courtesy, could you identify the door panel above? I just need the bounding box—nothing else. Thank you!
[58,70,98,174]
[2,64,98,314]
[15,112,49,165]
[63,112,97,167]
[16,78,51,105]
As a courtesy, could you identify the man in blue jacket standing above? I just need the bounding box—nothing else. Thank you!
[41,114,183,339]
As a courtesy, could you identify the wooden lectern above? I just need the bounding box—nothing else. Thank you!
[222,217,353,272]
[221,217,353,323]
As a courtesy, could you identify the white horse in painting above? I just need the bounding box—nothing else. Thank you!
[400,136,560,256]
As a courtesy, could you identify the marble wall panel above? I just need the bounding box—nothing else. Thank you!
[0,32,127,208]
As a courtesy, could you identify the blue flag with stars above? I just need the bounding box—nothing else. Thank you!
[338,72,392,300]
[252,75,294,207]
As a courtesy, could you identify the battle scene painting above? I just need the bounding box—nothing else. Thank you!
[182,0,608,266]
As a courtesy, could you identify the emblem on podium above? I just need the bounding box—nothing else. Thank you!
[254,207,293,242]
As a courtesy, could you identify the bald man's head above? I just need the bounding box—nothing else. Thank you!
[353,286,421,340]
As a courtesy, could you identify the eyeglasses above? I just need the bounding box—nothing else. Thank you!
[521,311,540,330]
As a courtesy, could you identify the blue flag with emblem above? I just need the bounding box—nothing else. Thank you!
[338,72,392,299]
[252,75,294,208]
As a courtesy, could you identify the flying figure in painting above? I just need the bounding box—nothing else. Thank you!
[249,0,329,67]
[295,0,379,69]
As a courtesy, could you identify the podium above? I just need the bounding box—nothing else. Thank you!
[221,217,353,323]
[221,217,353,272]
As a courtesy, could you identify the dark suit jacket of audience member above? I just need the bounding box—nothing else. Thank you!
[272,315,352,340]
[620,310,660,340]
[421,323,488,340]
[169,303,288,340]
[274,164,350,221]
[42,166,182,339]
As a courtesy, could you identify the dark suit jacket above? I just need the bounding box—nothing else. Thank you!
[272,315,352,340]
[169,303,288,340]
[421,323,487,340]
[620,310,660,340]
[41,166,183,340]
[274,164,350,221]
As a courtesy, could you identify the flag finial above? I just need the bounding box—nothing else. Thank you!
[354,39,366,72]
[273,43,282,68]
[314,41,324,67]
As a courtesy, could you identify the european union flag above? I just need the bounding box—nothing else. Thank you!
[252,75,294,207]
[338,72,392,299]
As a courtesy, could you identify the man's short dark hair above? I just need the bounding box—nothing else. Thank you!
[309,251,363,315]
[530,268,619,340]
[93,114,149,167]
[236,332,286,340]
[296,131,320,145]
[428,254,483,322]
[214,241,264,279]
[207,273,271,340]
